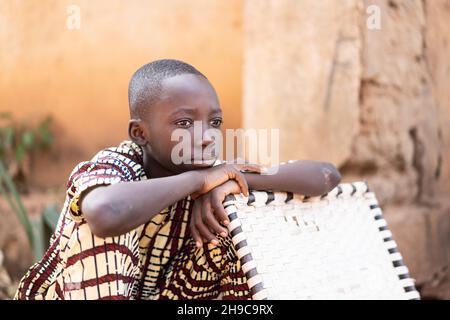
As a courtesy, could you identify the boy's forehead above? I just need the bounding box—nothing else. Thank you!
[154,74,221,114]
[160,74,217,102]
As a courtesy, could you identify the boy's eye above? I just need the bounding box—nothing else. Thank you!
[175,119,193,128]
[210,118,223,127]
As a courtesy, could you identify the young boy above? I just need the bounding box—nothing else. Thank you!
[15,59,341,300]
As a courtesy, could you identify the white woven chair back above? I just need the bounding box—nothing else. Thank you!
[223,181,420,300]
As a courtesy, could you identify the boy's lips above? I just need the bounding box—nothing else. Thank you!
[191,158,215,162]
[190,157,216,165]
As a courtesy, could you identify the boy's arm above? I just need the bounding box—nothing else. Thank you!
[80,163,260,238]
[80,171,202,238]
[188,161,341,247]
[243,160,341,196]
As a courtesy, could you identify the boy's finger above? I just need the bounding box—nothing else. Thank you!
[195,213,218,245]
[200,196,214,231]
[233,171,249,196]
[201,200,227,237]
[236,163,263,174]
[190,204,203,247]
[204,208,227,237]
[190,224,203,248]
[211,194,229,226]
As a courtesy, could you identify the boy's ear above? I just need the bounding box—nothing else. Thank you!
[128,119,148,146]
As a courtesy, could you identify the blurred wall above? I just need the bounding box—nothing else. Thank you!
[0,0,243,187]
[243,0,450,287]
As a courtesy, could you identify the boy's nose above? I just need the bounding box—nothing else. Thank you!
[194,128,215,147]
[194,136,214,149]
[192,135,215,161]
[202,133,215,147]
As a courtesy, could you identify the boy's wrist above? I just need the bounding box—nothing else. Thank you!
[183,170,204,196]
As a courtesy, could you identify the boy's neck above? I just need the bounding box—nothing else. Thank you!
[142,150,175,179]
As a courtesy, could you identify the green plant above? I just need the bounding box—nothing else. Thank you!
[0,160,34,251]
[0,112,58,260]
[0,160,60,260]
[0,112,53,189]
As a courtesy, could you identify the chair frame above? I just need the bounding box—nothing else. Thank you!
[223,181,420,300]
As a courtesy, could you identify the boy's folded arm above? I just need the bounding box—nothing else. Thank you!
[80,170,203,238]
[244,160,341,197]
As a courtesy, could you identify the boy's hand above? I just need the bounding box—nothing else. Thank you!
[191,163,262,199]
[190,180,242,248]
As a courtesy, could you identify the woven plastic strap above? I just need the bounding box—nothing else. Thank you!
[223,181,420,300]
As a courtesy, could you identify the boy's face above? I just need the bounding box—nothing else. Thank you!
[131,73,223,174]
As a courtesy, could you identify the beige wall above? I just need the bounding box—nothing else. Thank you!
[0,0,243,187]
[243,0,450,286]
[243,0,362,166]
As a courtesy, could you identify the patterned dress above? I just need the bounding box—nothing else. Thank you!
[15,140,250,300]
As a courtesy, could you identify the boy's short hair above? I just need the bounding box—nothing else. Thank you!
[128,59,207,119]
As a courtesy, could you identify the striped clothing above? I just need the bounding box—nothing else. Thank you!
[15,140,250,300]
